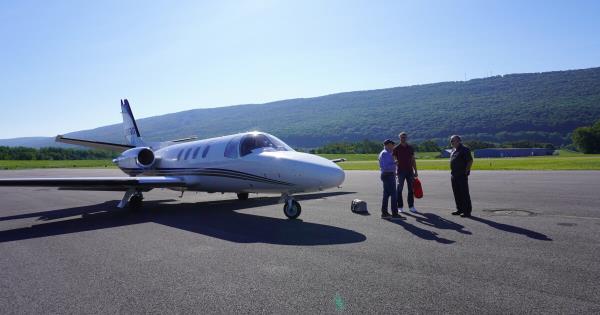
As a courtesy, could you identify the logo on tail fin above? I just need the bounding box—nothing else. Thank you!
[121,99,145,147]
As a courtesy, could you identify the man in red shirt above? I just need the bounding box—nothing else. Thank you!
[393,132,419,213]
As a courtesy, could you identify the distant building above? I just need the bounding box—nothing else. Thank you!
[440,149,453,158]
[474,148,555,158]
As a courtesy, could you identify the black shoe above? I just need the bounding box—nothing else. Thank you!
[460,213,471,218]
[391,214,406,220]
[451,211,462,216]
[381,212,391,218]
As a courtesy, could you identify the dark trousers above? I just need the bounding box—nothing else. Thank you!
[381,173,398,214]
[397,170,414,208]
[451,175,472,214]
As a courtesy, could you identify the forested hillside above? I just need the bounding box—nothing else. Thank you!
[2,67,600,148]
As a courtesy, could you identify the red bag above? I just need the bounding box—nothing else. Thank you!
[413,177,423,199]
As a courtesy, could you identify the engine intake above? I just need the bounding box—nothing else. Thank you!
[137,148,154,167]
[114,147,156,170]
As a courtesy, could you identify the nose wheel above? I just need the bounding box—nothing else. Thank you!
[283,196,301,219]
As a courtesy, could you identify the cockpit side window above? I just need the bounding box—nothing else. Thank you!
[224,135,243,159]
[240,133,293,157]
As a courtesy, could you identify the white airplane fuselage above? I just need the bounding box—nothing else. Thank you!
[114,132,346,195]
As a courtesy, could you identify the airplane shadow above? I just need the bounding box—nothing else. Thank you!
[384,218,455,244]
[405,212,472,235]
[469,216,552,241]
[0,191,366,246]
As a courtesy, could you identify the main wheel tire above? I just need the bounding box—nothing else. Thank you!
[283,200,301,219]
[128,195,143,210]
[237,193,249,201]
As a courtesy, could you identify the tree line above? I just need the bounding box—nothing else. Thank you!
[0,147,117,160]
[310,139,560,154]
[572,119,600,153]
[310,140,443,154]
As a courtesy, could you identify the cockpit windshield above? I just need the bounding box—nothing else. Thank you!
[240,133,294,157]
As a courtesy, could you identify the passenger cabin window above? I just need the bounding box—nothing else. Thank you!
[240,134,293,157]
[202,145,211,158]
[184,148,192,160]
[192,146,202,159]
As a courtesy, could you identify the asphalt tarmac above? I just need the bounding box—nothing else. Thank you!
[0,169,599,314]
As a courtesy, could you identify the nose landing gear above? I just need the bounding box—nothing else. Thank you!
[281,194,301,219]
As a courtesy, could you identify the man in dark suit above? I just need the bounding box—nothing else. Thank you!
[449,135,473,217]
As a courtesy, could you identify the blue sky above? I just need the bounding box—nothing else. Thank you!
[1,0,599,138]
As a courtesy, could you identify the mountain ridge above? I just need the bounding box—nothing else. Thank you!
[2,66,600,148]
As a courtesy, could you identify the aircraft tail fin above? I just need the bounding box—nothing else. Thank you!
[121,99,146,147]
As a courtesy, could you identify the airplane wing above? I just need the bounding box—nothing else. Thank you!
[150,136,199,149]
[168,136,198,143]
[55,135,135,152]
[0,176,186,191]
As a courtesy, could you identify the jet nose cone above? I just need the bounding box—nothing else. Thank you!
[329,164,346,187]
[270,151,346,191]
[317,163,345,189]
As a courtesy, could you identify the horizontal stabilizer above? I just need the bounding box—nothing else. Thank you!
[55,135,135,152]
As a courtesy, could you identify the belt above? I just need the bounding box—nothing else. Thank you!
[381,172,395,175]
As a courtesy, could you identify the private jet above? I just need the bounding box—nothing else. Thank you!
[0,100,345,219]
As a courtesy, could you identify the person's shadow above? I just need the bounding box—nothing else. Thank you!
[405,212,472,235]
[469,216,552,241]
[384,218,455,244]
[0,191,367,246]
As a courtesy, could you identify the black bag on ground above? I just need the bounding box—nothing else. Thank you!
[351,199,368,213]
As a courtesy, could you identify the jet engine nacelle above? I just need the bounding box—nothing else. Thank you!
[114,147,156,170]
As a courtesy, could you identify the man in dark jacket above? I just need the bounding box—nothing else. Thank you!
[393,132,418,213]
[449,135,473,217]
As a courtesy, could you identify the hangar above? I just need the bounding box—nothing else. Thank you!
[474,148,555,158]
[439,148,555,158]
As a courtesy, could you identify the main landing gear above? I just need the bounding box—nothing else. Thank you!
[281,194,301,219]
[128,192,144,210]
[118,189,144,210]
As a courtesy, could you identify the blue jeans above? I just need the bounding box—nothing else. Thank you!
[380,173,398,214]
[397,170,414,208]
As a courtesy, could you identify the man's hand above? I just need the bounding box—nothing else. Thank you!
[414,170,419,178]
[466,170,470,176]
